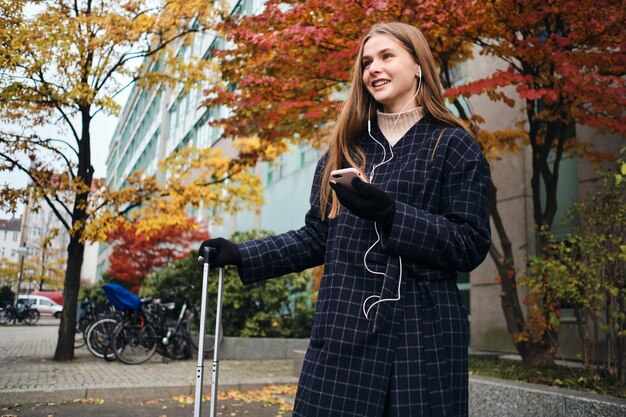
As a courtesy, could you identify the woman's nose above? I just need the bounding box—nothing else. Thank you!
[368,59,382,74]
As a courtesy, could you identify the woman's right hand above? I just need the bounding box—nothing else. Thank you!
[197,237,242,268]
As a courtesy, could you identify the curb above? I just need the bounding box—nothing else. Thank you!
[470,375,626,417]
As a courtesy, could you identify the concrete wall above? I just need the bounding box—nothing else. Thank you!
[218,337,309,360]
[469,375,626,417]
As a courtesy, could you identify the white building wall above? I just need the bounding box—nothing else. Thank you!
[80,242,99,284]
[0,219,22,262]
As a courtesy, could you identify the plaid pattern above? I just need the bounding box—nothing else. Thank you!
[238,116,491,417]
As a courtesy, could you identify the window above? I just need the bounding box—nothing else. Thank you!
[298,144,319,168]
[266,157,284,185]
[13,232,18,241]
[169,103,178,134]
[231,0,244,16]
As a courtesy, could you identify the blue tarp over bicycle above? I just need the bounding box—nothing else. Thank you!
[102,284,142,310]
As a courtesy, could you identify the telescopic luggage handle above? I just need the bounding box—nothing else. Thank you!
[194,247,224,417]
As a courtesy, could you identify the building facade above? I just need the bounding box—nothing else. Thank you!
[0,217,22,264]
[100,0,270,276]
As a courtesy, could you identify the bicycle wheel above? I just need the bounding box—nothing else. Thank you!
[24,309,40,325]
[86,318,119,360]
[0,308,8,325]
[3,308,15,324]
[186,310,223,355]
[112,320,158,365]
[74,318,89,348]
[74,325,86,348]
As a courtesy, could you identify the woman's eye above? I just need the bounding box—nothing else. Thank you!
[383,53,393,59]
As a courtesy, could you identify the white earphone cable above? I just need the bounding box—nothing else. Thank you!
[361,75,422,320]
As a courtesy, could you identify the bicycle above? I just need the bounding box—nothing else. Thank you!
[111,298,184,364]
[84,284,149,361]
[186,302,223,355]
[112,294,223,365]
[0,301,40,325]
[85,309,130,360]
[75,299,97,348]
[160,283,223,356]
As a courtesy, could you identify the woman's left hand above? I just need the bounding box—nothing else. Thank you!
[330,178,395,231]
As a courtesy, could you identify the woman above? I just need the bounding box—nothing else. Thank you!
[200,22,491,417]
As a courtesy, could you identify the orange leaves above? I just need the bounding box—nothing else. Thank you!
[477,128,526,162]
[455,0,626,133]
[1,0,230,245]
[82,144,264,243]
[174,384,297,414]
[446,68,524,100]
[202,1,392,147]
[106,217,208,292]
[204,0,485,158]
[518,87,557,102]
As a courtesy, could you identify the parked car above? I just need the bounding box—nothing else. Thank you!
[17,295,63,318]
[30,291,64,305]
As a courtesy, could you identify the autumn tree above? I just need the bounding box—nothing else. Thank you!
[440,0,626,365]
[0,0,263,361]
[205,0,518,157]
[204,0,625,366]
[0,260,19,288]
[106,218,209,292]
[206,0,420,157]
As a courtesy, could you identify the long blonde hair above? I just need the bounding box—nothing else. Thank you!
[320,22,472,219]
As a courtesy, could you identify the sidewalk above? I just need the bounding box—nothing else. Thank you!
[0,320,299,406]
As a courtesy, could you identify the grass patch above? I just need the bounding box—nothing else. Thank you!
[469,358,626,399]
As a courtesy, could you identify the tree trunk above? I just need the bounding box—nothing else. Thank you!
[452,93,560,366]
[489,179,525,332]
[489,178,557,366]
[53,106,93,361]
[53,237,84,360]
[517,334,558,367]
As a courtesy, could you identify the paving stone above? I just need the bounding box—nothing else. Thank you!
[0,322,297,406]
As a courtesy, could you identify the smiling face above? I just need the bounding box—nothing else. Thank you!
[362,34,421,114]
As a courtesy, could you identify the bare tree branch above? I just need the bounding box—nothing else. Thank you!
[0,152,73,229]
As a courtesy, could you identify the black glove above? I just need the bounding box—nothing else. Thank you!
[330,177,395,232]
[197,237,242,269]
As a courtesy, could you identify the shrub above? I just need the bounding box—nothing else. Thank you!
[141,230,315,338]
[521,159,626,383]
[0,285,14,307]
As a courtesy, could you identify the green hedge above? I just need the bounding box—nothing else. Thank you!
[141,230,316,338]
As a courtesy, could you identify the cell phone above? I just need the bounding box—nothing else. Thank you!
[330,167,369,189]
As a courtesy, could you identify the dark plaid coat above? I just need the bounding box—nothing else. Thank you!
[238,116,491,417]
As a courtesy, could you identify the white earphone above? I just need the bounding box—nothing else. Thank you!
[362,74,422,320]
